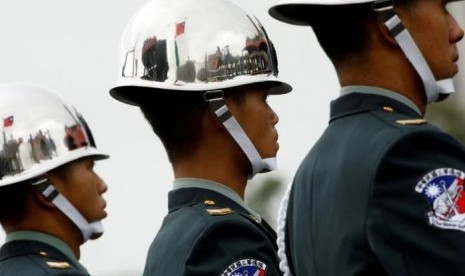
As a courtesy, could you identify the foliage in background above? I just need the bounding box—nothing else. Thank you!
[426,84,465,144]
[245,176,287,230]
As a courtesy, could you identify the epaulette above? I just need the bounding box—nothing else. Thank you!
[38,250,72,270]
[203,199,234,216]
[396,119,427,125]
[0,241,78,274]
[46,261,72,269]
[380,105,427,126]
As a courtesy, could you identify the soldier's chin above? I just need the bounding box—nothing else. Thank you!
[437,93,450,102]
[90,232,104,240]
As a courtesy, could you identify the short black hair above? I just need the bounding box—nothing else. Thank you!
[137,84,258,162]
[296,3,376,64]
[0,181,30,224]
[138,90,207,163]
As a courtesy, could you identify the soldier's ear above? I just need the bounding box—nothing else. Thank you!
[33,176,59,210]
[376,17,398,47]
[33,190,56,209]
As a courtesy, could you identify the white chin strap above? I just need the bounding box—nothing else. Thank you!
[374,0,455,103]
[205,90,277,179]
[33,178,103,242]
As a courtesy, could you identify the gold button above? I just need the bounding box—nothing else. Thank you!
[249,215,259,224]
[383,106,394,112]
[204,200,215,206]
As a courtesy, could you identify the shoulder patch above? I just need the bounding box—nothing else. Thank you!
[221,258,266,276]
[396,118,427,125]
[415,168,465,231]
[46,261,72,269]
[206,207,234,216]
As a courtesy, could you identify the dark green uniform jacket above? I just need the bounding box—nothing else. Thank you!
[286,87,465,275]
[143,179,280,276]
[0,231,89,275]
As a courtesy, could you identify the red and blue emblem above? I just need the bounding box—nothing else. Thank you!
[415,168,465,231]
[221,258,266,276]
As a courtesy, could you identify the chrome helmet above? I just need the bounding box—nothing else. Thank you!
[0,83,109,242]
[110,0,292,105]
[0,83,108,186]
[110,0,292,178]
[269,0,464,104]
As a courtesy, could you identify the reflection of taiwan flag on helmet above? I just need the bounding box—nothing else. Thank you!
[415,168,465,232]
[221,259,266,276]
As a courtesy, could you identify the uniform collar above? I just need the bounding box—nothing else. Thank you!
[340,85,422,116]
[172,178,262,222]
[331,86,422,123]
[5,231,87,272]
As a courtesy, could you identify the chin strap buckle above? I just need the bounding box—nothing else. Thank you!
[372,0,394,12]
[203,90,224,102]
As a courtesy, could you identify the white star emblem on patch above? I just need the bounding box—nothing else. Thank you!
[425,183,441,198]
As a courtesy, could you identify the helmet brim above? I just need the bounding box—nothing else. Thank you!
[269,0,373,25]
[0,148,109,187]
[110,77,292,106]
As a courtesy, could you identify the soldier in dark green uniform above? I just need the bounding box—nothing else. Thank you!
[0,83,109,275]
[109,0,292,275]
[268,0,465,275]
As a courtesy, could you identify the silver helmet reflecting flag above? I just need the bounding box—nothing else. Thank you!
[110,0,291,105]
[0,83,108,187]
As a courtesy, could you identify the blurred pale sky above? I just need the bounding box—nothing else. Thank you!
[0,1,463,275]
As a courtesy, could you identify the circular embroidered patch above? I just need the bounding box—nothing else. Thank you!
[415,168,465,231]
[221,258,266,276]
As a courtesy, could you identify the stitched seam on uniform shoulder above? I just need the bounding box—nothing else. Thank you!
[366,130,440,274]
[363,112,404,258]
[311,145,323,276]
[180,204,215,274]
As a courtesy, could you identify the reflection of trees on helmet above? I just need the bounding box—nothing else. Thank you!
[141,37,169,82]
[0,128,58,178]
[176,60,196,83]
[197,35,271,83]
[0,138,22,178]
[29,130,57,163]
